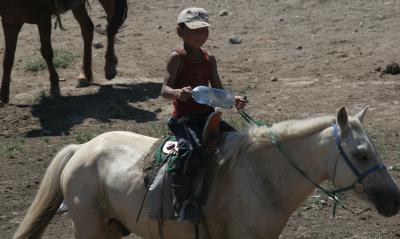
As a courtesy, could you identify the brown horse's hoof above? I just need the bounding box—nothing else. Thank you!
[75,73,91,88]
[75,78,91,88]
[50,87,61,98]
[105,68,117,80]
[0,95,9,105]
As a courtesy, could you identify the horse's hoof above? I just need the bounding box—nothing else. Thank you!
[0,95,9,105]
[105,68,117,80]
[50,88,61,98]
[0,100,5,108]
[75,73,92,88]
[75,78,91,88]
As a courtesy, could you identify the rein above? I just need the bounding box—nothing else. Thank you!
[238,110,386,216]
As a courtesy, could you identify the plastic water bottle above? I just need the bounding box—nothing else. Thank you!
[192,86,235,109]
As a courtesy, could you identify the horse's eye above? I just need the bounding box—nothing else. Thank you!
[353,151,368,161]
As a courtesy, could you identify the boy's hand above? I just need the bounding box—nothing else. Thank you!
[177,86,192,101]
[234,96,247,110]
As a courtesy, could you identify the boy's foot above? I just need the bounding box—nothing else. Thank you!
[177,200,201,224]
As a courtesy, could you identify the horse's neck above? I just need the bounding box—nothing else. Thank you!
[228,129,332,225]
[269,135,331,213]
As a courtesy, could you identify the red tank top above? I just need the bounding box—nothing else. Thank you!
[172,48,213,117]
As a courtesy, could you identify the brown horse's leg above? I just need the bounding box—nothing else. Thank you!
[0,19,23,105]
[99,0,128,80]
[37,18,61,98]
[104,33,118,80]
[99,0,117,80]
[72,4,94,87]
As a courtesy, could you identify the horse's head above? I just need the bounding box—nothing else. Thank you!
[329,106,400,217]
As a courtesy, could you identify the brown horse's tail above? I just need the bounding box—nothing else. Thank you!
[13,144,80,239]
[107,0,128,37]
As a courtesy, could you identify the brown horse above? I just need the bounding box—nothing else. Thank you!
[0,0,128,104]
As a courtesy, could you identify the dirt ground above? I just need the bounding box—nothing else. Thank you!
[1,0,400,238]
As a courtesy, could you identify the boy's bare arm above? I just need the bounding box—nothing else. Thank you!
[209,55,247,110]
[161,53,192,101]
[209,55,223,89]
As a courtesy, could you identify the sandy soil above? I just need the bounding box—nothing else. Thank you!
[1,0,400,238]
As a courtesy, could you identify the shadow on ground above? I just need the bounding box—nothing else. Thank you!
[23,82,161,137]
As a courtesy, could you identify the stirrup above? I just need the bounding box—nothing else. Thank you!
[56,201,68,214]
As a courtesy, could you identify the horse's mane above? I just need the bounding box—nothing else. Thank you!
[248,115,336,145]
[215,115,336,175]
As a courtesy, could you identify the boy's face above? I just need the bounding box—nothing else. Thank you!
[178,25,209,48]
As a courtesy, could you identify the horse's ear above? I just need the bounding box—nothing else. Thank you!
[337,106,349,132]
[354,105,369,123]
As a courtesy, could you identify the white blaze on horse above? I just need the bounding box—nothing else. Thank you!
[13,107,400,239]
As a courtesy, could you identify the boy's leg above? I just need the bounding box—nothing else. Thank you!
[167,118,202,223]
[173,139,202,223]
[174,137,193,174]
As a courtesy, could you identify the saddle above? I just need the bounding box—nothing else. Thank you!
[143,111,222,221]
[202,111,222,154]
[161,111,222,155]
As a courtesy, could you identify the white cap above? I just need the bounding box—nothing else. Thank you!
[177,7,211,29]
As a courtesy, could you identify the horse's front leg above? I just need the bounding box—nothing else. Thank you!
[0,19,23,105]
[98,0,128,80]
[72,4,94,87]
[37,18,61,98]
[105,33,118,80]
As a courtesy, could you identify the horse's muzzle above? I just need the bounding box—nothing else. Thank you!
[367,188,400,217]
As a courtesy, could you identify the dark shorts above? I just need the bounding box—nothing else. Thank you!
[167,113,235,174]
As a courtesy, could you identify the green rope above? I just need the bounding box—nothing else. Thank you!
[238,110,268,127]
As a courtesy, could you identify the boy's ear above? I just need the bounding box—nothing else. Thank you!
[177,26,183,37]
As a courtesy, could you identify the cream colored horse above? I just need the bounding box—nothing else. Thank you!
[13,107,400,239]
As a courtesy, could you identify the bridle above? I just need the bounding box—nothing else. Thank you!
[331,123,387,194]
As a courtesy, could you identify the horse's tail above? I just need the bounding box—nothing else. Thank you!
[13,144,80,239]
[107,0,128,37]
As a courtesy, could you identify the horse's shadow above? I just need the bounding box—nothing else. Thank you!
[25,82,162,137]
